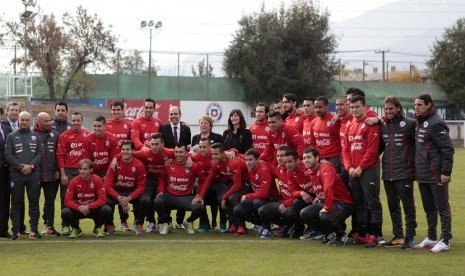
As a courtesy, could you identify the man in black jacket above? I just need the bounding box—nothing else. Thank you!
[160,106,191,149]
[413,94,454,253]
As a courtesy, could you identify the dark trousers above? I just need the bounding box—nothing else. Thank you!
[233,198,270,227]
[199,182,229,227]
[300,201,353,237]
[349,166,383,234]
[384,179,417,239]
[139,177,158,223]
[106,195,143,226]
[0,167,11,233]
[41,180,59,227]
[61,205,112,229]
[418,182,452,241]
[154,193,206,224]
[258,198,307,231]
[10,172,40,233]
[224,182,252,226]
[60,168,79,227]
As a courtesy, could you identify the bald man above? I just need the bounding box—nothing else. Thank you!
[5,111,44,240]
[160,106,191,149]
[34,112,61,236]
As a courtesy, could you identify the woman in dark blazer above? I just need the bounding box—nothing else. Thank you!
[222,109,252,154]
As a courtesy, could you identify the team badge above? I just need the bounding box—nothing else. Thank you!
[361,123,366,129]
[67,126,71,130]
[295,117,300,122]
[10,182,14,188]
[255,174,259,180]
[90,183,94,189]
[423,122,428,128]
[206,102,223,123]
[185,168,190,173]
[155,122,159,127]
[83,133,87,138]
[400,121,406,127]
[282,132,285,138]
[31,136,36,141]
[124,124,128,129]
[50,133,54,137]
[132,166,136,172]
[106,140,109,147]
[327,121,331,127]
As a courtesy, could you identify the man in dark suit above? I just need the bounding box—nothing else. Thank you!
[160,106,191,149]
[0,108,12,237]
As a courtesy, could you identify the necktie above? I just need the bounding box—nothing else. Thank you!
[12,123,17,131]
[0,129,4,145]
[173,126,178,145]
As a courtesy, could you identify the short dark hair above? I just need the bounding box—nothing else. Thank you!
[346,87,365,97]
[72,112,83,119]
[245,148,259,159]
[278,145,290,152]
[0,107,3,116]
[145,98,156,106]
[303,97,315,102]
[199,137,211,144]
[55,101,68,111]
[267,110,282,120]
[315,96,329,105]
[256,102,269,114]
[283,93,299,107]
[94,116,106,124]
[211,142,225,153]
[350,95,366,106]
[284,149,299,160]
[121,140,135,150]
[7,102,20,112]
[111,100,124,110]
[416,94,434,108]
[175,142,188,152]
[151,133,164,142]
[275,99,283,104]
[303,147,319,158]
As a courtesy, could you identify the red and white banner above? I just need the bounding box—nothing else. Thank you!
[107,99,179,123]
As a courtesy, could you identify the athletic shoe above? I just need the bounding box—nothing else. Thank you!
[211,223,217,230]
[42,226,60,236]
[401,237,414,249]
[69,228,83,238]
[219,224,228,234]
[61,226,71,236]
[235,226,248,236]
[289,227,304,239]
[146,222,158,233]
[28,231,42,239]
[352,233,364,244]
[430,239,450,253]
[19,229,29,235]
[248,224,260,231]
[322,232,337,244]
[11,233,19,240]
[332,234,348,246]
[197,225,211,233]
[377,236,386,246]
[160,223,173,235]
[259,228,273,239]
[158,223,164,233]
[175,223,184,229]
[93,227,105,238]
[226,224,238,234]
[119,222,131,231]
[414,237,438,249]
[300,229,324,241]
[105,225,115,235]
[274,227,289,237]
[133,224,144,236]
[183,221,195,234]
[384,237,405,247]
[364,235,379,247]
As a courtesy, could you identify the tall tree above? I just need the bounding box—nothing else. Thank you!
[4,5,117,100]
[223,0,337,105]
[191,58,214,77]
[428,18,465,119]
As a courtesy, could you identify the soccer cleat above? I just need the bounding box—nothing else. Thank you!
[322,232,337,244]
[226,224,238,234]
[119,222,131,231]
[235,226,248,236]
[332,234,349,246]
[300,229,324,241]
[197,225,211,233]
[183,221,195,234]
[69,228,83,238]
[19,229,29,235]
[42,226,61,236]
[133,224,144,236]
[105,225,115,235]
[248,224,260,231]
[401,237,414,249]
[430,239,450,253]
[61,226,71,236]
[364,235,379,247]
[414,237,438,249]
[219,224,228,234]
[146,222,158,233]
[384,237,405,247]
[160,223,173,235]
[175,223,184,229]
[259,228,273,239]
[28,231,42,239]
[11,233,20,240]
[93,227,105,238]
[377,236,386,246]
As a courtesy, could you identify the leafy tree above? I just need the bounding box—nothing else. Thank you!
[191,58,214,77]
[224,0,337,105]
[115,49,146,75]
[4,5,117,100]
[428,18,465,119]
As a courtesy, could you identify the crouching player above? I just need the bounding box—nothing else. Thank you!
[300,147,353,245]
[62,159,112,238]
[155,143,206,235]
[233,149,280,236]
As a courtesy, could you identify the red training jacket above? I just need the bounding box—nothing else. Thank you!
[64,174,106,210]
[158,161,201,196]
[57,128,90,169]
[260,124,305,165]
[285,112,306,133]
[130,117,163,150]
[245,162,280,200]
[249,120,270,155]
[133,147,174,178]
[106,118,132,147]
[105,156,146,199]
[302,116,317,147]
[83,132,120,174]
[287,161,313,198]
[310,113,341,159]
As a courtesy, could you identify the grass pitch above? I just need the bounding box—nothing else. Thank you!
[1,149,465,275]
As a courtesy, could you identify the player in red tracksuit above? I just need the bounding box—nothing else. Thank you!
[283,93,306,133]
[342,95,382,246]
[56,112,90,234]
[310,96,342,171]
[192,143,250,234]
[300,147,354,245]
[249,102,270,155]
[83,116,120,177]
[260,111,305,166]
[62,159,112,238]
[133,133,174,233]
[131,98,163,150]
[107,100,132,147]
[302,97,317,147]
[233,149,280,235]
[154,143,206,235]
[104,140,147,235]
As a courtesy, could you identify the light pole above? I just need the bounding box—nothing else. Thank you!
[20,0,37,76]
[140,20,162,97]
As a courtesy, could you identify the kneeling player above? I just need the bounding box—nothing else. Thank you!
[61,159,112,238]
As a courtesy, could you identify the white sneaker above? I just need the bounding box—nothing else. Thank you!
[414,237,438,249]
[159,223,173,235]
[430,239,450,253]
[183,221,195,234]
[146,222,157,233]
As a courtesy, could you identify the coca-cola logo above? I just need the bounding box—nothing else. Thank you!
[107,99,180,122]
[124,103,160,119]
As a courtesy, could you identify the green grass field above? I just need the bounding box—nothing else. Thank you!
[1,149,464,275]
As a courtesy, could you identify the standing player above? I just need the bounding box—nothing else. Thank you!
[282,93,306,132]
[107,100,132,147]
[56,112,90,236]
[414,94,454,253]
[62,159,112,238]
[249,102,270,155]
[302,97,317,147]
[131,98,163,150]
[51,101,72,134]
